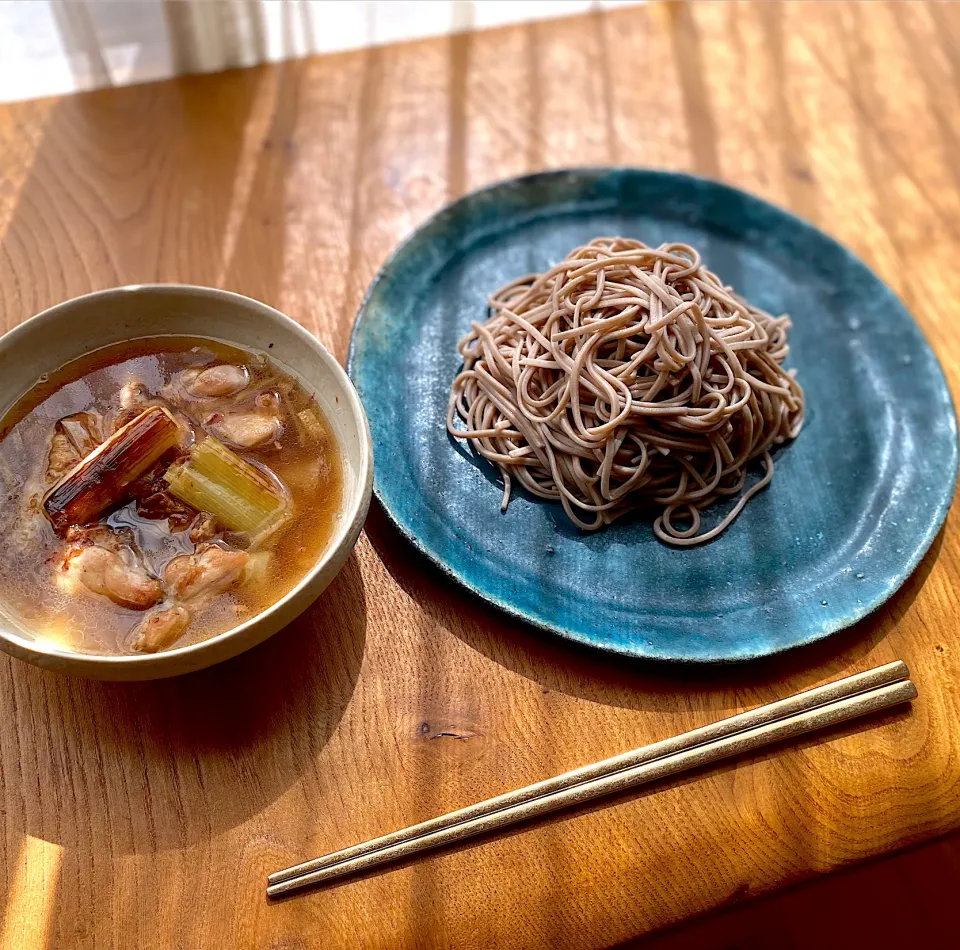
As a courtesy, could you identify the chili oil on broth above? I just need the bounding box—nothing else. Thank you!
[0,336,343,655]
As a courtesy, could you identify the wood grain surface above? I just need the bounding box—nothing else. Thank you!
[1,2,959,948]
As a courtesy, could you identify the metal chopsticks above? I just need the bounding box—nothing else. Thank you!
[267,660,915,898]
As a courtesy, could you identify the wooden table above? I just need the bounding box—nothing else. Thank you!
[1,2,958,947]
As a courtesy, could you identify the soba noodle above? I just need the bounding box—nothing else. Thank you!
[446,238,805,545]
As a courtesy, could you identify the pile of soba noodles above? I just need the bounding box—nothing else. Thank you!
[446,238,805,546]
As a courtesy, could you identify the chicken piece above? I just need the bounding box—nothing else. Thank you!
[181,364,249,398]
[113,383,193,442]
[0,459,21,533]
[136,489,196,532]
[43,411,114,490]
[165,543,249,604]
[111,381,152,432]
[60,527,162,610]
[7,497,46,559]
[65,524,119,546]
[59,412,103,457]
[44,410,105,486]
[130,605,192,653]
[189,512,219,544]
[126,448,192,504]
[45,429,80,484]
[126,466,166,501]
[0,458,46,559]
[120,381,150,411]
[207,394,284,449]
[209,412,281,448]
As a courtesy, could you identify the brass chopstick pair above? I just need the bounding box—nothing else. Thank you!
[267,660,916,899]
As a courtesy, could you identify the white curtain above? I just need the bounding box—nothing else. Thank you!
[0,0,643,104]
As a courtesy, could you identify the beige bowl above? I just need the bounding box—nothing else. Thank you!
[0,285,373,679]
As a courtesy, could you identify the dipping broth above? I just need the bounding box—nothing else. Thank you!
[0,337,343,655]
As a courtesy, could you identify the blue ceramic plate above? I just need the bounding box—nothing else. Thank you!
[349,169,958,661]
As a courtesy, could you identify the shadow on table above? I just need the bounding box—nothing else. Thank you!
[4,551,366,855]
[365,501,943,712]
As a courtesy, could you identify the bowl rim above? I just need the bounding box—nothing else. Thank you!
[0,283,373,672]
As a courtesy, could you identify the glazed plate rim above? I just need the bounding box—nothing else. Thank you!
[349,167,959,663]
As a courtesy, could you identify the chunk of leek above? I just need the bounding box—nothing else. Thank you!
[163,436,286,535]
[43,407,182,533]
[296,408,326,445]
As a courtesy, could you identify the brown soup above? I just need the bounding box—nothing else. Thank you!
[0,337,342,655]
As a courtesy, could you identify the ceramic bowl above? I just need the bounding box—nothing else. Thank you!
[0,285,373,679]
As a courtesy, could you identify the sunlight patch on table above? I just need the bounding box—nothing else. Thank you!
[0,100,54,244]
[0,835,63,950]
[215,68,283,288]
